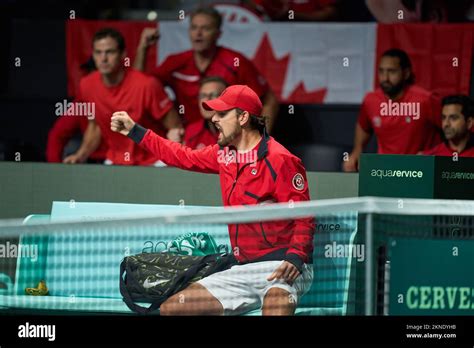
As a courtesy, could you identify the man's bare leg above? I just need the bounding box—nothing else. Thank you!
[262,287,296,316]
[159,283,224,316]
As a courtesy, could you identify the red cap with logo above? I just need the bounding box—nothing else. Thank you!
[202,85,263,116]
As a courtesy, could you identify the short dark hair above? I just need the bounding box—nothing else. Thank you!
[200,76,228,88]
[381,48,415,84]
[190,7,222,30]
[92,28,125,52]
[442,94,474,120]
[236,108,265,134]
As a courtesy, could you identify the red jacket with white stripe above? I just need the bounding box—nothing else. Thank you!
[129,125,315,271]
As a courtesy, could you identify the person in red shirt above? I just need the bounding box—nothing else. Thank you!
[63,28,183,166]
[133,7,279,132]
[343,48,441,172]
[422,95,474,157]
[184,76,227,149]
[111,85,314,316]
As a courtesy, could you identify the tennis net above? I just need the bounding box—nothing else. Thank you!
[0,197,473,315]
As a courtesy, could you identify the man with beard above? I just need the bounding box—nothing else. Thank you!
[110,84,315,315]
[343,49,441,172]
[422,95,474,157]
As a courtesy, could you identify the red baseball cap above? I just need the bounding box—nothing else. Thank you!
[202,85,263,116]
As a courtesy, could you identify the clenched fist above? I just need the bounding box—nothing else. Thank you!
[110,111,136,136]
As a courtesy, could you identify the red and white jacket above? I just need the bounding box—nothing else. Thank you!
[129,125,315,271]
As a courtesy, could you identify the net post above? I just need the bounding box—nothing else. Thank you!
[365,212,374,315]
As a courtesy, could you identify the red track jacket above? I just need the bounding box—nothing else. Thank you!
[129,125,315,271]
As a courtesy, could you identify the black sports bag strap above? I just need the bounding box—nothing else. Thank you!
[119,258,162,314]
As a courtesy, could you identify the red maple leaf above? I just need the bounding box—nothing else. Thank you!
[252,33,289,101]
[252,33,327,104]
[283,82,327,104]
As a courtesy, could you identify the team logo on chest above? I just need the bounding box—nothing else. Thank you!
[292,173,305,191]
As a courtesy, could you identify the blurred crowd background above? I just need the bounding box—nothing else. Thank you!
[1,0,473,171]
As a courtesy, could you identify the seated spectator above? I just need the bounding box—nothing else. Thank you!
[63,28,183,166]
[133,7,279,133]
[343,48,441,172]
[47,55,107,163]
[184,76,227,149]
[46,114,107,163]
[422,95,474,157]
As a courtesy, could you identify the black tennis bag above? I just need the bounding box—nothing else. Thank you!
[119,252,237,314]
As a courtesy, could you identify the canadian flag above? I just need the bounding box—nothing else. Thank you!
[66,10,473,103]
[159,19,378,103]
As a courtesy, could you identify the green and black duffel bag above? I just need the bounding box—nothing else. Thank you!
[119,252,237,314]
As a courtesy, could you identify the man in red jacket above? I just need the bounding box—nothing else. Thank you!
[111,85,314,316]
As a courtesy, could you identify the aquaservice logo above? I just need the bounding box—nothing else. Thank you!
[371,169,424,179]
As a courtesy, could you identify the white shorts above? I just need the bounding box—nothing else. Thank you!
[197,260,313,315]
